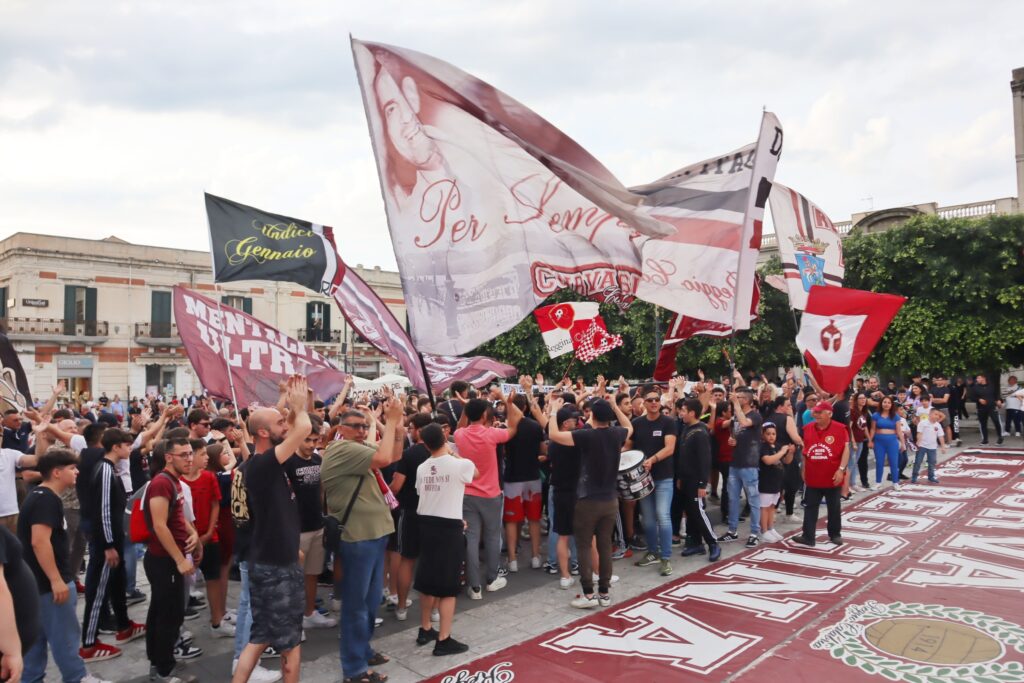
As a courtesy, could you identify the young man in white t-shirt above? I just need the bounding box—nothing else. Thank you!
[913,408,947,484]
[414,424,477,656]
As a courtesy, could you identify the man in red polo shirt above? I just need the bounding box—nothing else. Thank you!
[794,401,849,547]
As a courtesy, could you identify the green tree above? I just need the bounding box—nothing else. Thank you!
[842,213,1024,375]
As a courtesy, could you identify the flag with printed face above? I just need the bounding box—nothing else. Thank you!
[768,183,844,310]
[796,286,905,393]
[351,37,782,355]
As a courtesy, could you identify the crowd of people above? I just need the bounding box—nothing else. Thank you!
[0,368,1018,682]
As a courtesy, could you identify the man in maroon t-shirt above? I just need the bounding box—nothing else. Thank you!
[794,402,849,548]
[144,436,200,682]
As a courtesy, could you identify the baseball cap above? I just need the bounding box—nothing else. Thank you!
[556,406,579,425]
[812,401,833,413]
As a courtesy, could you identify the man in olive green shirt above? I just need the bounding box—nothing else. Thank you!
[321,399,405,683]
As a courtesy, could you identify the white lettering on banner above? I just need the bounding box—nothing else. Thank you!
[889,484,985,499]
[746,549,876,576]
[543,600,757,673]
[944,533,1024,561]
[897,551,1024,589]
[997,494,1024,509]
[935,467,1008,479]
[842,511,935,534]
[834,530,907,558]
[183,294,207,321]
[1015,481,1024,492]
[968,507,1024,529]
[439,662,514,683]
[662,565,847,621]
[956,455,1021,466]
[857,497,963,517]
[241,340,268,370]
[269,344,294,374]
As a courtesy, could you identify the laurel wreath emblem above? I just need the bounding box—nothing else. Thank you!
[813,602,1024,683]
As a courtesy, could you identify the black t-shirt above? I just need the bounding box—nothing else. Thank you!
[129,447,150,491]
[630,415,677,481]
[245,448,300,566]
[283,453,323,533]
[768,412,793,448]
[732,410,763,469]
[76,446,106,520]
[18,486,72,592]
[758,442,785,494]
[832,400,850,427]
[437,400,464,427]
[503,418,545,483]
[0,526,39,653]
[931,386,951,410]
[548,441,581,493]
[395,443,430,511]
[572,426,627,501]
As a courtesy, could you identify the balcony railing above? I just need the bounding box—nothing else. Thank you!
[0,317,108,339]
[135,322,179,340]
[297,328,341,343]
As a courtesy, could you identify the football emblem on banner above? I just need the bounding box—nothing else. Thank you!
[812,601,1024,682]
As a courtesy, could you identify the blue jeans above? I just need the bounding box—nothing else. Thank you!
[232,561,252,661]
[124,537,143,593]
[639,477,674,559]
[546,486,578,566]
[912,447,938,482]
[727,467,761,535]
[338,536,387,678]
[23,582,88,683]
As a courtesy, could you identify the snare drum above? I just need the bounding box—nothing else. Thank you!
[617,449,654,501]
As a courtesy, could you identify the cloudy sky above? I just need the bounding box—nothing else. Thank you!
[1,1,1021,270]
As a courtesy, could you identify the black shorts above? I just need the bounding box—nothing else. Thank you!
[386,508,401,552]
[198,542,221,579]
[396,509,421,560]
[552,490,577,537]
[414,516,465,598]
[249,563,304,652]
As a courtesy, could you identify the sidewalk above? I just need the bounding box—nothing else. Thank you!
[70,437,984,683]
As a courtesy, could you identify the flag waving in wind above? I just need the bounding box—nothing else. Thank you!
[768,183,844,310]
[351,38,782,355]
[206,194,514,393]
[796,286,905,394]
[533,302,621,363]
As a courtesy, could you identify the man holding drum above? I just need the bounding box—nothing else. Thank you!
[547,397,632,610]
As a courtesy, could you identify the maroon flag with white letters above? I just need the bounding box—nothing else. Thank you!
[173,286,349,408]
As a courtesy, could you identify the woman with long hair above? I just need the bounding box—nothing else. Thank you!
[870,396,905,489]
[849,393,873,491]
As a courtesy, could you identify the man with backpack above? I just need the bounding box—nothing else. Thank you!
[143,436,201,683]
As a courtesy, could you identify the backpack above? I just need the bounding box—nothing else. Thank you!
[129,472,174,543]
[230,466,251,531]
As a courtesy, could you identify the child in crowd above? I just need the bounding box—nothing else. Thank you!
[757,423,792,543]
[913,408,947,483]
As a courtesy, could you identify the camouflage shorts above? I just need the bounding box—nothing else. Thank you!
[249,563,304,652]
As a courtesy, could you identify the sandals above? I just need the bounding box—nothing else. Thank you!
[343,671,388,683]
[367,652,390,666]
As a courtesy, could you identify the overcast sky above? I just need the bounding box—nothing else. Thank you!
[1,1,1021,270]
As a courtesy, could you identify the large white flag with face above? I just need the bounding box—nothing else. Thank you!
[352,38,781,354]
[767,183,844,310]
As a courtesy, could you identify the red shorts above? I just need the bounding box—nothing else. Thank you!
[503,480,542,523]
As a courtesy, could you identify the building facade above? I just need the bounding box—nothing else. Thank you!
[0,232,406,403]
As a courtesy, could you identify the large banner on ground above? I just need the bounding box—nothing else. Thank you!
[173,286,348,408]
[426,448,1024,682]
[352,38,781,355]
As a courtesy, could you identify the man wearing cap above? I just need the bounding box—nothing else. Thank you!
[794,402,849,547]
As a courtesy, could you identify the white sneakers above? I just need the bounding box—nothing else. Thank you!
[592,573,619,585]
[303,611,338,629]
[431,608,440,622]
[759,529,784,543]
[486,576,508,592]
[210,621,235,638]
[508,560,519,573]
[559,576,574,589]
[232,658,282,683]
[571,594,598,609]
[396,608,408,621]
[530,556,542,570]
[467,586,483,600]
[82,675,113,683]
